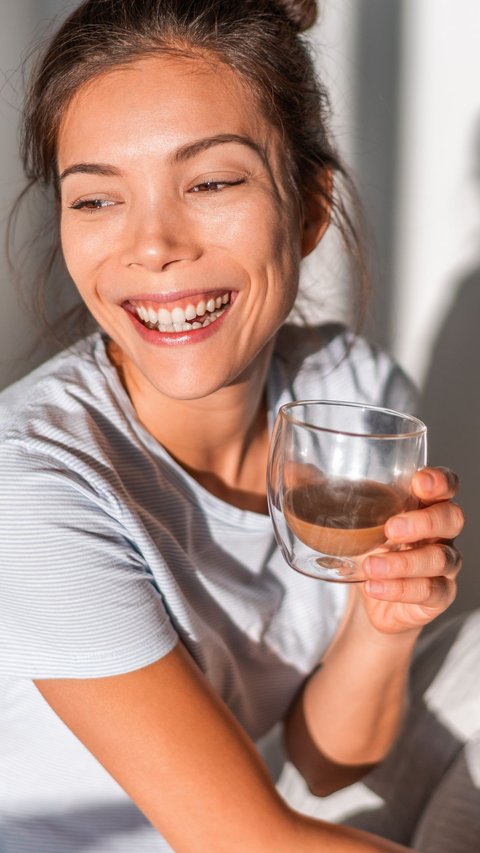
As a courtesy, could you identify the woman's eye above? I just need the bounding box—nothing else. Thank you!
[69,198,117,211]
[189,179,246,194]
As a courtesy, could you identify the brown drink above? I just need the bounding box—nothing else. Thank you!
[284,475,409,557]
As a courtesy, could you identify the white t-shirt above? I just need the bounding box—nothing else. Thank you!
[0,324,416,852]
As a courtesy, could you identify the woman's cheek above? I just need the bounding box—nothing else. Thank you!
[209,201,282,260]
[61,220,117,282]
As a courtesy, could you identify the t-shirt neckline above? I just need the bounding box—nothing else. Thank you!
[93,333,289,530]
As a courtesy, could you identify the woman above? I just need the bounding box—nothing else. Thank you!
[0,1,473,851]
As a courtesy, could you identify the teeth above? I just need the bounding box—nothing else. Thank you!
[134,293,230,332]
[171,306,186,325]
[158,308,171,326]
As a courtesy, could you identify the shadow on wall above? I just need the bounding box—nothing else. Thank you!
[419,161,480,618]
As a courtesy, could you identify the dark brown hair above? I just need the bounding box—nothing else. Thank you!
[12,0,367,342]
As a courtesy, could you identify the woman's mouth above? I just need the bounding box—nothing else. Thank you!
[127,292,231,333]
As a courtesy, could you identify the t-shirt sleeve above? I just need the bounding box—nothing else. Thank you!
[292,328,420,416]
[0,442,178,678]
[335,332,420,415]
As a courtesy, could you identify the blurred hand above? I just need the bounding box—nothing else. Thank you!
[358,467,463,635]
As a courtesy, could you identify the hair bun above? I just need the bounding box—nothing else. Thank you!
[275,0,318,32]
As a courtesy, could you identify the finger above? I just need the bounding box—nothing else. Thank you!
[385,500,464,544]
[364,543,462,581]
[412,466,460,503]
[365,575,457,610]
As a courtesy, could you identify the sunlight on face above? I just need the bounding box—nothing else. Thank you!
[58,55,304,403]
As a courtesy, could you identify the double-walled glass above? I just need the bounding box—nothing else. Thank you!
[267,400,427,582]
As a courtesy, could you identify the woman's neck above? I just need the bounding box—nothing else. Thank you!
[108,341,273,513]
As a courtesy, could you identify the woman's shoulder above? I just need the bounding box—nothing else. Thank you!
[274,323,418,413]
[0,332,118,440]
[0,332,128,483]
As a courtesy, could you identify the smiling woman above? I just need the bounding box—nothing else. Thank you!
[0,2,477,853]
[57,57,301,409]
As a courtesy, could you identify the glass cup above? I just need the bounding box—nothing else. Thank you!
[267,400,427,582]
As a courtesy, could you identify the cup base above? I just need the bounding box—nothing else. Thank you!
[316,555,357,576]
[288,552,364,583]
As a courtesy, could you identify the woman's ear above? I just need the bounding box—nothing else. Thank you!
[300,169,332,258]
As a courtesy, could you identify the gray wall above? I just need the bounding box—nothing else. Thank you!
[0,0,41,388]
[0,0,78,389]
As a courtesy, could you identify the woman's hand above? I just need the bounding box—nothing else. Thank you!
[286,468,463,794]
[359,467,464,635]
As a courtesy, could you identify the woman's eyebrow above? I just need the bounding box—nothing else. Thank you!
[171,133,267,164]
[58,134,267,184]
[58,163,121,183]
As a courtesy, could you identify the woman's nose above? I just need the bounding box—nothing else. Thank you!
[120,205,201,271]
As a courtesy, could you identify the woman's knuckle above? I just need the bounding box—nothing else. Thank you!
[398,579,422,603]
[421,509,436,537]
[417,546,435,575]
[397,580,410,602]
[393,550,411,574]
[451,503,465,532]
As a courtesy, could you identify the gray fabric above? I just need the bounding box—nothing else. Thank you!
[0,324,419,852]
[412,734,480,852]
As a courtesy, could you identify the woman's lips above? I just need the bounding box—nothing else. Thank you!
[124,291,234,344]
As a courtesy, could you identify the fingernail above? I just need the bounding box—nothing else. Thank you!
[419,471,435,493]
[437,467,459,491]
[445,470,460,490]
[442,543,459,571]
[366,556,388,577]
[366,580,386,595]
[387,516,409,538]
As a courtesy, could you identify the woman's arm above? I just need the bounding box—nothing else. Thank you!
[35,643,410,852]
[285,467,463,796]
[285,609,419,796]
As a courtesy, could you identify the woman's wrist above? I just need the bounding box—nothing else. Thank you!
[346,589,423,650]
[301,597,421,766]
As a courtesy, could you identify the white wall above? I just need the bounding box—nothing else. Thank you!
[297,0,358,327]
[392,0,480,617]
[393,0,480,386]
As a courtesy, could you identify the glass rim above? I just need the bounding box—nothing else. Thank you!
[279,399,427,440]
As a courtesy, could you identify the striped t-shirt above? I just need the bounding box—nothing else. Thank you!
[0,324,415,852]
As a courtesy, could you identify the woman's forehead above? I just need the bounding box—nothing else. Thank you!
[57,54,273,168]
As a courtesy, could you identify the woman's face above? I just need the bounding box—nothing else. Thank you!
[58,55,310,401]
